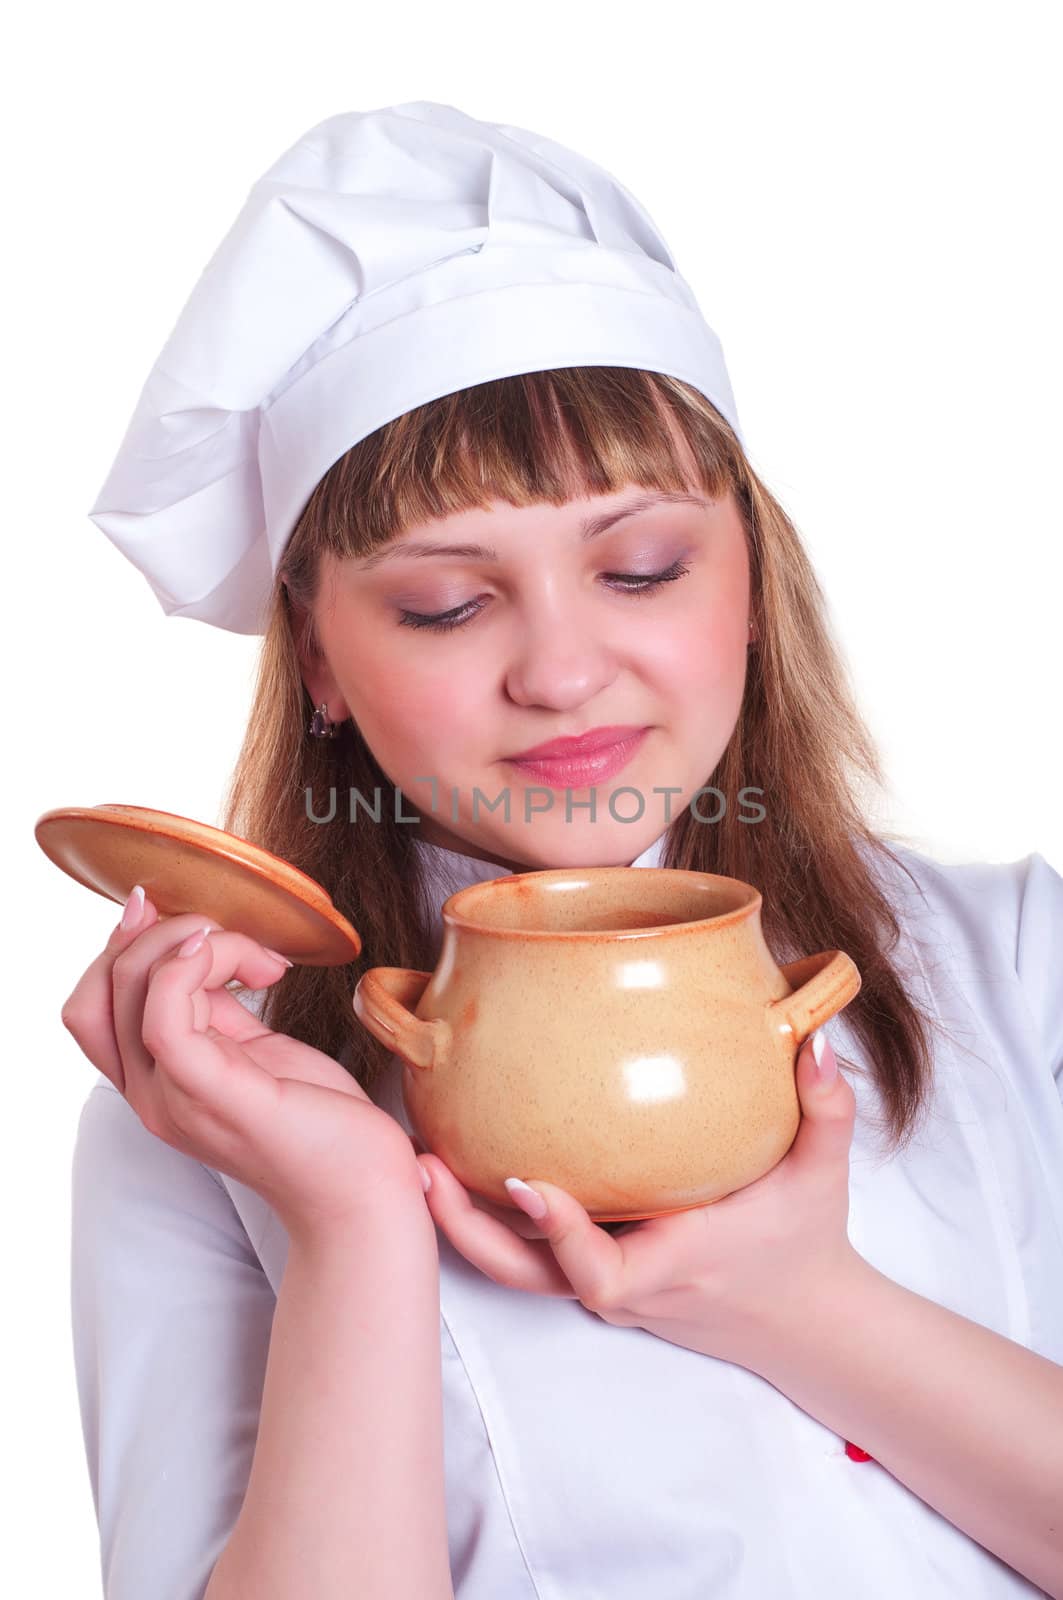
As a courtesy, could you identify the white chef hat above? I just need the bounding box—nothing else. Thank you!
[88,100,744,635]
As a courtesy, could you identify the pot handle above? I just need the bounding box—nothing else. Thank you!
[769,950,862,1045]
[352,967,452,1073]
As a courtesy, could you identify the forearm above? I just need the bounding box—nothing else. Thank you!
[745,1255,1063,1599]
[204,1188,453,1600]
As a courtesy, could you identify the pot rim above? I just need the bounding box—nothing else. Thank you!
[441,866,763,942]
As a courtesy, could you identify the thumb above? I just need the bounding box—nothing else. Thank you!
[504,1177,623,1309]
[788,1030,855,1170]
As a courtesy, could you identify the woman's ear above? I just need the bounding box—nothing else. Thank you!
[288,593,351,722]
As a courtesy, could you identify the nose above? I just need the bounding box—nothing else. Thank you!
[503,601,619,711]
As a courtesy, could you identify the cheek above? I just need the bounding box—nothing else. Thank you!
[646,606,749,712]
[347,651,486,760]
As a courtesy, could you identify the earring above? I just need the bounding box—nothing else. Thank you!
[309,701,340,739]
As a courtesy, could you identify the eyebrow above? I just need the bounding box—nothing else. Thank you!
[352,490,712,572]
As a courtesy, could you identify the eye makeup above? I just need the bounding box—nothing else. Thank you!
[396,556,692,634]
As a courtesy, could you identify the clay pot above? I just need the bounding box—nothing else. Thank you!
[354,866,860,1222]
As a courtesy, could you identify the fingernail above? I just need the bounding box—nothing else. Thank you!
[419,1163,432,1193]
[263,947,294,968]
[177,927,212,959]
[505,1177,548,1221]
[812,1030,838,1083]
[120,885,146,932]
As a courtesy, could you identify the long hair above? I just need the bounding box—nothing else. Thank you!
[221,366,944,1153]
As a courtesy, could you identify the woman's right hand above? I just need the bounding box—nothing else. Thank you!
[61,888,425,1242]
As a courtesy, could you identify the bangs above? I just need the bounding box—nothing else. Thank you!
[286,366,740,567]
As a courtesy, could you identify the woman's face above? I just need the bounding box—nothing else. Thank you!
[295,470,752,872]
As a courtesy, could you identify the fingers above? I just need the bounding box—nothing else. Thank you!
[465,1188,552,1240]
[121,923,293,1106]
[419,1155,581,1297]
[60,890,164,1091]
[109,911,229,1100]
[60,888,290,1100]
[144,932,291,1048]
[789,1033,856,1172]
[503,1178,628,1312]
[138,934,285,1135]
[411,1138,554,1239]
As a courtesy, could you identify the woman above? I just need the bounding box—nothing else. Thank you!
[64,102,1063,1598]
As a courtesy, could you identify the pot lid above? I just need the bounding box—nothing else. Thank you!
[34,803,361,966]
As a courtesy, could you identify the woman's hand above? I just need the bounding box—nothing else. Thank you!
[61,887,424,1241]
[417,1032,864,1373]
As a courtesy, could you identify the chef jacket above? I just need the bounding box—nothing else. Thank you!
[70,831,1063,1598]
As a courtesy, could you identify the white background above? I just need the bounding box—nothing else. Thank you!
[5,1,1060,1592]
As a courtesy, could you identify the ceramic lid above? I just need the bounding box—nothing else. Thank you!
[34,803,362,966]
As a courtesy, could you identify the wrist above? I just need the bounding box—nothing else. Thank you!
[735,1244,883,1381]
[280,1169,435,1257]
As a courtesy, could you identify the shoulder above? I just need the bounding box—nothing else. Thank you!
[72,1079,261,1265]
[75,1075,226,1187]
[859,836,1060,967]
[862,838,1063,1085]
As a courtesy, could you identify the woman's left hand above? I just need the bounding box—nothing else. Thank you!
[416,1031,864,1371]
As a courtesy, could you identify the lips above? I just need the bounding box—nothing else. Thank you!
[503,727,650,788]
[506,724,648,761]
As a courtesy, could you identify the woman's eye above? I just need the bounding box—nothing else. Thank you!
[397,558,692,634]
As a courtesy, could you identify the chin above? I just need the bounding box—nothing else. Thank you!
[501,835,643,873]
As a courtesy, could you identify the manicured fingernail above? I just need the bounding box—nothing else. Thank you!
[419,1163,432,1193]
[120,885,146,931]
[812,1029,838,1083]
[177,927,212,958]
[505,1178,548,1220]
[263,947,294,968]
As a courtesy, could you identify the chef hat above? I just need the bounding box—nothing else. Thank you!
[88,100,744,635]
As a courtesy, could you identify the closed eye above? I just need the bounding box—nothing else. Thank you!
[397,558,692,634]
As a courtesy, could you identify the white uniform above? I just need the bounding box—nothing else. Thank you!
[70,834,1063,1598]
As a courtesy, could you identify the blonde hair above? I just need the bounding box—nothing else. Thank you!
[222,366,943,1152]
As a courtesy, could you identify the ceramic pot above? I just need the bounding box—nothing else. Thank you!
[353,866,860,1222]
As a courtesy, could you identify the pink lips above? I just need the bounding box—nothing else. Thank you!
[507,724,648,761]
[504,726,650,788]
